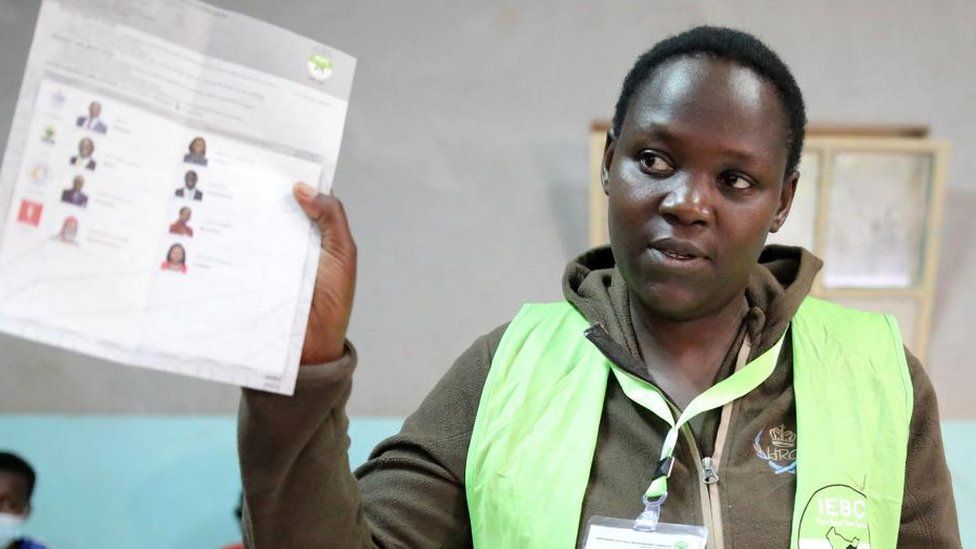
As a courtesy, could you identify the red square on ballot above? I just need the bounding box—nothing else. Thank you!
[17,199,43,226]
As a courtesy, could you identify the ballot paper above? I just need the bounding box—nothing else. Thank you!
[0,0,355,394]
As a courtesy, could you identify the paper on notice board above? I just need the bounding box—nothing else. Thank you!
[0,0,356,395]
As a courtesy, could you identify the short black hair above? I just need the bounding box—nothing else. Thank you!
[612,26,806,174]
[0,451,36,500]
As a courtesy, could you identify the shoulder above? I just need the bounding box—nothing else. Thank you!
[393,322,510,449]
[430,323,509,398]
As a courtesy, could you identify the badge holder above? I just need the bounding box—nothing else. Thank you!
[583,514,707,549]
[582,458,708,548]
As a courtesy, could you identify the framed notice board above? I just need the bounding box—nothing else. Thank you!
[587,122,948,362]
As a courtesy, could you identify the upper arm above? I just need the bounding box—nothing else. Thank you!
[354,323,508,548]
[899,347,962,547]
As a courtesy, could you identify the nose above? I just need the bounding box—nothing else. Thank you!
[658,173,713,226]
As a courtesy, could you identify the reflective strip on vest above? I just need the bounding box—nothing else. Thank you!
[465,297,911,548]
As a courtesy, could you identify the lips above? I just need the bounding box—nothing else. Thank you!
[649,237,709,260]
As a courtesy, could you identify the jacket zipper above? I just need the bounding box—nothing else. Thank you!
[695,398,735,549]
[675,338,751,549]
[681,426,718,548]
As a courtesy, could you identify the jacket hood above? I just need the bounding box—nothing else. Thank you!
[562,244,823,360]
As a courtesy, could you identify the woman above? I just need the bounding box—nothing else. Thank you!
[169,207,193,237]
[54,216,78,244]
[69,137,96,170]
[238,27,960,547]
[183,137,208,166]
[160,243,187,273]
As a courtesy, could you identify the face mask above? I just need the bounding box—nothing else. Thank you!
[0,512,24,548]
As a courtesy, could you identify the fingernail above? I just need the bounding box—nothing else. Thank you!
[295,182,316,199]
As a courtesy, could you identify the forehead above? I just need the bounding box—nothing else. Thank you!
[623,56,788,165]
[0,471,29,502]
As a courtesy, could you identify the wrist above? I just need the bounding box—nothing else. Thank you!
[300,340,347,365]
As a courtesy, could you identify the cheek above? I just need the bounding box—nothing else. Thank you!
[715,204,775,265]
[607,163,657,236]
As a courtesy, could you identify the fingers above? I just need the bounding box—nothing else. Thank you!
[293,182,324,219]
[292,182,355,256]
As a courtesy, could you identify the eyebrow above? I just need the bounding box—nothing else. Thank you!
[630,120,777,167]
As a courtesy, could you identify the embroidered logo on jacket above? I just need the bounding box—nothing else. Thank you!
[753,424,797,475]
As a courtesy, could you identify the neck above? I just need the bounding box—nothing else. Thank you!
[629,291,748,400]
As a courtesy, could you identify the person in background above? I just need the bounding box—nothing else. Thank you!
[60,175,88,207]
[184,137,208,166]
[0,452,48,549]
[175,170,203,201]
[69,138,95,171]
[161,243,187,273]
[75,101,107,134]
[169,207,194,237]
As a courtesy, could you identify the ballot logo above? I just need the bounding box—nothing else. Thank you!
[17,199,43,227]
[40,126,56,144]
[753,424,797,475]
[797,485,870,549]
[307,54,334,82]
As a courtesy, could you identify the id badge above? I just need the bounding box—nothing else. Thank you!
[583,516,708,549]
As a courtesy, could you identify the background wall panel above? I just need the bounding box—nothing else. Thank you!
[1,0,975,418]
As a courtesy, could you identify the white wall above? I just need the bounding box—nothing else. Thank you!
[1,0,975,418]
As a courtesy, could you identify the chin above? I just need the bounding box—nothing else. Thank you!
[637,282,717,322]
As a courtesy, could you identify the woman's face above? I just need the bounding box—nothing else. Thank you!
[179,208,191,222]
[62,218,78,237]
[603,56,797,321]
[79,138,94,157]
[190,138,205,155]
[168,246,185,264]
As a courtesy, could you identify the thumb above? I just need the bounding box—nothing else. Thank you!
[293,182,355,255]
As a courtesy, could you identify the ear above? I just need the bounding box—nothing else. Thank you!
[601,129,616,196]
[769,169,799,233]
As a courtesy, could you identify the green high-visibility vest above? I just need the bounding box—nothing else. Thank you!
[465,297,912,548]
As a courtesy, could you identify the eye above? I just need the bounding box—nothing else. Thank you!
[720,172,755,190]
[637,150,675,176]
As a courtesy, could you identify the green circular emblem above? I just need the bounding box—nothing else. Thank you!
[798,484,870,548]
[307,54,334,82]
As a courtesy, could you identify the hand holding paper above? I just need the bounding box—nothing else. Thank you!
[293,183,357,365]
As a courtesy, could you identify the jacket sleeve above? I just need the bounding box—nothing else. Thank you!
[238,324,507,548]
[898,348,961,547]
